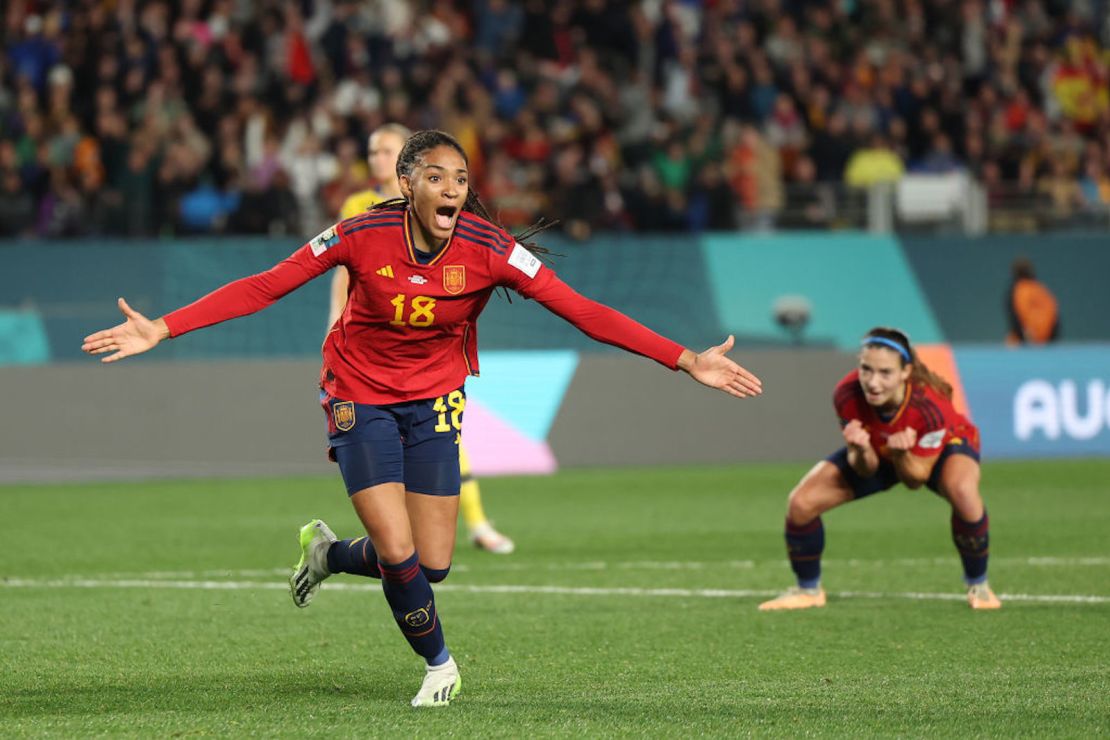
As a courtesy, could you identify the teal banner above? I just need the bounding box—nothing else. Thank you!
[703,232,943,349]
[957,345,1110,459]
[3,231,1107,365]
[0,309,50,364]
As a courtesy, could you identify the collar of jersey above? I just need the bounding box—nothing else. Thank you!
[403,208,454,268]
[884,381,913,425]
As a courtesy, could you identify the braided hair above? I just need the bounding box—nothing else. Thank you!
[368,129,551,255]
[861,327,953,400]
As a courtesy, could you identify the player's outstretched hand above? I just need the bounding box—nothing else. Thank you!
[82,298,167,363]
[679,335,763,399]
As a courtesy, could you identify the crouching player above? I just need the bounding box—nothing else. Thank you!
[759,327,1001,611]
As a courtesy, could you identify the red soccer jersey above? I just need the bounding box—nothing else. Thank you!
[832,369,980,460]
[163,208,685,404]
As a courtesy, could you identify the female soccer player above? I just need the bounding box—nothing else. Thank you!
[335,123,515,554]
[82,130,763,707]
[758,327,1000,612]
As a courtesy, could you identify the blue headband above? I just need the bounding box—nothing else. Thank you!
[862,336,911,362]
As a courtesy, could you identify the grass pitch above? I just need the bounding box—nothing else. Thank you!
[2,460,1108,737]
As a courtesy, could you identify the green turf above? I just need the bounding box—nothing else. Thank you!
[2,460,1108,737]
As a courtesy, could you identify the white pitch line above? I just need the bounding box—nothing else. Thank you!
[1,577,1107,604]
[64,555,1110,582]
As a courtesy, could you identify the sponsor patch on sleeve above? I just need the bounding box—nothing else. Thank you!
[309,225,341,256]
[918,429,945,449]
[507,242,542,278]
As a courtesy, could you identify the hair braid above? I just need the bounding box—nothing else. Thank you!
[369,130,552,256]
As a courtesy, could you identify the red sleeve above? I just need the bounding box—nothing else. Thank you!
[163,225,349,337]
[497,244,684,370]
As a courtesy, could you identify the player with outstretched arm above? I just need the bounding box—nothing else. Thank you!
[335,123,515,554]
[83,130,763,707]
[758,327,1000,612]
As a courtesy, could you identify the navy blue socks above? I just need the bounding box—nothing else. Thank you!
[951,511,990,585]
[783,511,990,590]
[326,537,381,578]
[786,517,825,589]
[379,552,449,666]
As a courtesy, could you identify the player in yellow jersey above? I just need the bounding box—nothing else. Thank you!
[332,123,515,555]
[330,123,411,326]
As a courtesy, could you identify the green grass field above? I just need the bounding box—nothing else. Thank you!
[2,460,1108,737]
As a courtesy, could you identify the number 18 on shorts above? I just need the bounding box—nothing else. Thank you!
[321,388,465,496]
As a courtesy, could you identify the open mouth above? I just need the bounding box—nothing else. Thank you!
[434,205,457,230]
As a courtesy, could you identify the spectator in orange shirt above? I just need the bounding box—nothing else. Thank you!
[1006,258,1060,345]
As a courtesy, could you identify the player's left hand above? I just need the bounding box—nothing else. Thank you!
[680,335,763,399]
[886,428,918,451]
[82,297,168,363]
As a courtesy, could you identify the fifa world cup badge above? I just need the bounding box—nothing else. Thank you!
[443,265,466,295]
[309,225,341,256]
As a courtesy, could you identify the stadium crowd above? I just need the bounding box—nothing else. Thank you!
[1,0,1108,239]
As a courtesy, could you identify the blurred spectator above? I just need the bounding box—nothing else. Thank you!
[652,137,693,193]
[624,166,686,232]
[485,149,543,229]
[474,0,524,58]
[547,142,603,240]
[118,138,159,236]
[781,156,834,229]
[0,0,1107,239]
[0,168,34,237]
[1006,257,1060,345]
[811,112,854,182]
[728,123,782,230]
[914,134,964,174]
[8,15,60,94]
[765,93,808,175]
[845,133,905,188]
[1078,152,1110,210]
[1038,156,1086,221]
[687,161,738,232]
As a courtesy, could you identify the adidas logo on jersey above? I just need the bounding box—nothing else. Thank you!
[376,266,394,278]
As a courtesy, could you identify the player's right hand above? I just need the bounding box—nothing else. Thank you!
[82,297,168,363]
[842,419,871,449]
[679,335,763,399]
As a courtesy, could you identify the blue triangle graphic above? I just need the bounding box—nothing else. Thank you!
[464,351,579,442]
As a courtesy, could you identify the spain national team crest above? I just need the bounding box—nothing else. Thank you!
[404,605,431,628]
[332,401,355,432]
[442,265,466,295]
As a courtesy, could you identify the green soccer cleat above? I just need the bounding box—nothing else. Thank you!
[410,657,462,707]
[289,519,337,608]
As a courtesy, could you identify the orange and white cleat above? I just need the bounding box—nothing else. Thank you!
[758,586,827,611]
[469,523,515,555]
[966,581,1002,610]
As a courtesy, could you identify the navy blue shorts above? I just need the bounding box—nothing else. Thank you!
[826,440,980,499]
[320,388,465,496]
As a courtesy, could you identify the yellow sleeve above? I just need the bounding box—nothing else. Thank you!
[339,189,385,220]
[339,194,365,221]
